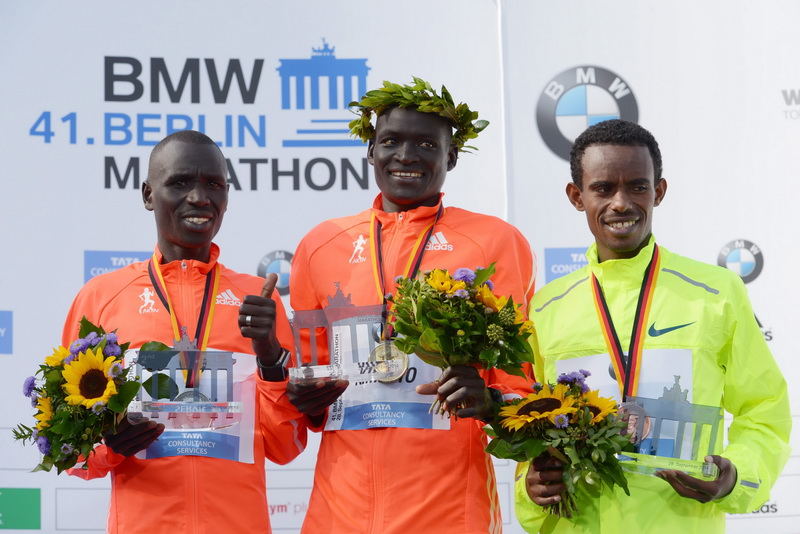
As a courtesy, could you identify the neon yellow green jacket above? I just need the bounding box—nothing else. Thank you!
[515,238,791,533]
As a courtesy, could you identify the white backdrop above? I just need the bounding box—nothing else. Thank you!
[0,1,796,532]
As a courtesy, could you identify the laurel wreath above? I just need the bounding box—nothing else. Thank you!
[348,76,489,152]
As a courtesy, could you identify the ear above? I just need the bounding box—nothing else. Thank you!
[446,144,458,172]
[566,182,584,212]
[142,181,154,211]
[654,177,668,207]
[367,140,375,165]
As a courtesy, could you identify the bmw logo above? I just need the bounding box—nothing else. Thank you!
[257,250,293,296]
[536,66,639,160]
[717,240,764,284]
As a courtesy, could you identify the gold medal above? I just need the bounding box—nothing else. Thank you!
[369,341,409,383]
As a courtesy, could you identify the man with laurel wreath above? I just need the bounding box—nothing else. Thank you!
[287,78,536,533]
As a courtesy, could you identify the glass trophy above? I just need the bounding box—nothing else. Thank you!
[290,283,409,385]
[126,348,242,430]
[617,382,722,480]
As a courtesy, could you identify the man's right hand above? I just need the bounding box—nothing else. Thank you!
[525,454,566,506]
[286,379,349,426]
[105,418,165,457]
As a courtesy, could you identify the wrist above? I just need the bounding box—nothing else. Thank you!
[257,348,290,381]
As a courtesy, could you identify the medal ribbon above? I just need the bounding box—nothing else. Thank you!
[370,204,444,337]
[590,245,661,399]
[147,254,221,387]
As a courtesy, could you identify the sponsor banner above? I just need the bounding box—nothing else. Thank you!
[0,312,11,355]
[544,247,589,283]
[84,250,151,282]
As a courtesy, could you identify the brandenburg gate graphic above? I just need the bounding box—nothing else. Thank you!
[277,40,370,110]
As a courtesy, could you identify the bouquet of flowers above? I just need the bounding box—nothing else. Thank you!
[389,263,533,409]
[13,317,141,474]
[485,370,631,519]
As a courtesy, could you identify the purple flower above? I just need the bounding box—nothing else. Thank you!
[31,429,39,441]
[579,369,591,378]
[23,376,37,398]
[64,354,77,365]
[91,401,106,414]
[69,338,89,355]
[454,289,469,298]
[103,343,122,357]
[85,332,100,346]
[394,275,404,283]
[105,332,118,344]
[107,362,124,379]
[453,268,476,284]
[558,371,589,393]
[554,414,570,429]
[30,393,39,408]
[60,443,75,455]
[484,279,494,291]
[36,435,51,456]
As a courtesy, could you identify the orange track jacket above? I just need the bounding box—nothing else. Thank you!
[289,195,536,534]
[62,244,303,534]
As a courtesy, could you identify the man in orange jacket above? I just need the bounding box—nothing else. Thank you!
[287,78,536,533]
[62,130,303,533]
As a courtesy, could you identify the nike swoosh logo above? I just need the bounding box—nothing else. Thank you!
[648,321,695,337]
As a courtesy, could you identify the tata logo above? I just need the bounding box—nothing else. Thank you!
[544,247,589,283]
[536,66,639,161]
[84,251,151,282]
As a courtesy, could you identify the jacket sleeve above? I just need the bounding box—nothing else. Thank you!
[714,277,791,513]
[513,328,551,533]
[255,291,311,464]
[66,446,127,480]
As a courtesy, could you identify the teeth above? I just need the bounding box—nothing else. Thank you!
[186,217,210,224]
[391,171,422,178]
[609,220,635,230]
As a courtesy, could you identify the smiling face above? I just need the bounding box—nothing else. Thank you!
[368,106,458,213]
[566,144,667,262]
[143,140,229,263]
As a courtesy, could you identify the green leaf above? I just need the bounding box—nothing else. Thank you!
[108,381,141,413]
[78,316,104,339]
[139,341,171,352]
[141,373,179,400]
[418,328,442,353]
[473,262,497,287]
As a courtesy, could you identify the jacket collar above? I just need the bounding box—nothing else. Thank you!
[370,193,445,225]
[586,236,657,287]
[153,243,220,275]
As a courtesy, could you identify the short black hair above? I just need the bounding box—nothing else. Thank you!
[569,120,662,188]
[147,130,222,179]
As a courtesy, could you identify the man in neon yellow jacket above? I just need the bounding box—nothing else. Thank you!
[515,119,791,533]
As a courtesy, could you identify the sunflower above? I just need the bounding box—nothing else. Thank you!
[45,346,70,366]
[499,383,577,431]
[34,395,53,430]
[582,390,617,424]
[475,284,508,312]
[426,269,467,294]
[62,347,118,408]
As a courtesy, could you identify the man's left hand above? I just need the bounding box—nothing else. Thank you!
[415,365,494,420]
[239,273,282,364]
[656,455,737,503]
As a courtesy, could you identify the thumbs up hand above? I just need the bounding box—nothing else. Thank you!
[239,273,283,364]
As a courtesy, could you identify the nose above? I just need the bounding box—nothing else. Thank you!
[186,182,210,205]
[394,141,418,164]
[609,190,632,212]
